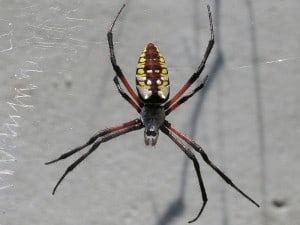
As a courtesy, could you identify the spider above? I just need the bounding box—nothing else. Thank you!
[46,4,259,223]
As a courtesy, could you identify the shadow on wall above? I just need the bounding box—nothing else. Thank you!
[153,0,225,224]
[153,1,267,225]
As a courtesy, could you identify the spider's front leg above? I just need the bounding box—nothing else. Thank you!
[45,118,143,194]
[160,125,207,223]
[163,120,260,208]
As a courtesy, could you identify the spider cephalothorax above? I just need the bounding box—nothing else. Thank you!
[46,4,259,223]
[141,104,165,146]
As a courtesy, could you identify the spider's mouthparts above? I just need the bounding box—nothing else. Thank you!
[144,130,159,146]
[146,130,157,136]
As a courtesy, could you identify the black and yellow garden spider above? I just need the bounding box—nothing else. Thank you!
[46,4,259,223]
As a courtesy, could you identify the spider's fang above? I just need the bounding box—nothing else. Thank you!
[144,130,159,146]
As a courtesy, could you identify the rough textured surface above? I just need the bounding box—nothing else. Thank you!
[0,0,299,225]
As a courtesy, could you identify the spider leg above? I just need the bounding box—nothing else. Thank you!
[165,75,208,115]
[113,76,141,113]
[45,119,141,165]
[164,120,260,208]
[50,118,143,195]
[164,5,214,111]
[107,4,143,108]
[160,125,207,223]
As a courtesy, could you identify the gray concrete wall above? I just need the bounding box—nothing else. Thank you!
[0,0,299,224]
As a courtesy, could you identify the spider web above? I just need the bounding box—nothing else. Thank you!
[0,1,299,225]
[0,0,112,222]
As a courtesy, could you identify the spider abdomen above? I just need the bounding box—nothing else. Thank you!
[136,43,170,104]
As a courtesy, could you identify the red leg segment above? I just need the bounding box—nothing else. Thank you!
[107,5,143,108]
[46,118,144,194]
[163,120,260,208]
[45,119,142,165]
[160,125,207,223]
[165,75,208,115]
[164,5,214,111]
[113,76,141,113]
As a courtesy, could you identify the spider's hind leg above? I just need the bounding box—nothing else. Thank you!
[107,4,143,108]
[113,76,142,113]
[163,5,214,112]
[165,75,208,115]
